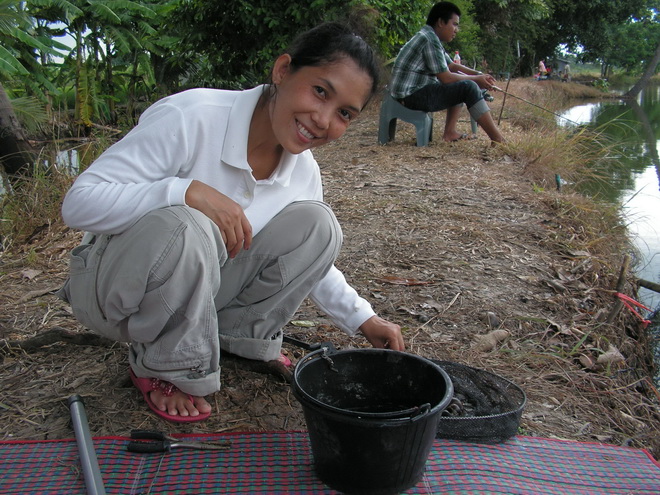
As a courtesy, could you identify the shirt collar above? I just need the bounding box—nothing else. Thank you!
[422,24,435,36]
[222,85,299,186]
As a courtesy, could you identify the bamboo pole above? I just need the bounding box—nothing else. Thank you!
[496,78,512,126]
[606,254,631,324]
[637,278,660,295]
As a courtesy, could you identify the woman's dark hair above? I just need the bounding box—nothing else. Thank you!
[282,22,380,105]
[426,2,461,26]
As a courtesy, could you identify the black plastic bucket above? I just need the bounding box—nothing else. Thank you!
[292,348,453,495]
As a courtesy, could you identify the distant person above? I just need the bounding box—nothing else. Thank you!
[389,2,504,144]
[538,60,547,80]
[562,63,571,82]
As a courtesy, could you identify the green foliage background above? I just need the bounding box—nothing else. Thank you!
[167,0,438,89]
[0,0,658,131]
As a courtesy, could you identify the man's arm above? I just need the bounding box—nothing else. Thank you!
[436,62,496,90]
[448,61,481,75]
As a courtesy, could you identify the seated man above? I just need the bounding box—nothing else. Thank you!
[390,2,503,144]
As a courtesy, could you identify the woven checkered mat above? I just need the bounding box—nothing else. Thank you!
[1,432,658,494]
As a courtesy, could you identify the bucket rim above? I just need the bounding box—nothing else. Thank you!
[292,348,454,420]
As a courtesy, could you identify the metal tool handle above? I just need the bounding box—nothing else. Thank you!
[68,395,106,495]
[127,440,170,453]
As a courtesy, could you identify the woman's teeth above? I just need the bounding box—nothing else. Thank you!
[297,122,314,139]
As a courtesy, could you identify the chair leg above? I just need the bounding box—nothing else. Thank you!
[414,115,433,147]
[416,124,429,147]
[378,116,399,144]
[378,115,389,144]
[388,119,397,143]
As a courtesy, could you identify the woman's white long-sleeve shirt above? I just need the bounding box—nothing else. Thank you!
[61,86,375,336]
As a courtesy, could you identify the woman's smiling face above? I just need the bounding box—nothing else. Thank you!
[269,55,373,154]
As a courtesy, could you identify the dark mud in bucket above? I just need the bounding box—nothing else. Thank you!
[292,348,453,495]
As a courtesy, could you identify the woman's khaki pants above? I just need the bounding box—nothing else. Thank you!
[58,201,342,396]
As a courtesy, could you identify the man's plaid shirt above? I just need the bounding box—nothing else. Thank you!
[389,25,453,99]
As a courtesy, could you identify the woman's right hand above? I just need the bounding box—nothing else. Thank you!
[185,180,253,258]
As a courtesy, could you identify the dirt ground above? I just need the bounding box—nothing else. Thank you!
[1,80,659,459]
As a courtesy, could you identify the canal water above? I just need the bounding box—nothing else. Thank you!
[558,82,660,376]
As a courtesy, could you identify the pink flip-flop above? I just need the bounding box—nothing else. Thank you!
[129,368,210,423]
[277,353,292,367]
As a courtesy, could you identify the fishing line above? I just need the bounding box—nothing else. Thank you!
[491,85,581,125]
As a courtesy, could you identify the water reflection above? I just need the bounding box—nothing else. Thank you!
[560,102,608,126]
[53,148,80,174]
[558,83,660,313]
[45,139,103,175]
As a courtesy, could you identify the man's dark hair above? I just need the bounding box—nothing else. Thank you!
[426,2,461,26]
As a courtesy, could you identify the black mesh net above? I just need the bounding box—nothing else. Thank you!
[433,360,526,444]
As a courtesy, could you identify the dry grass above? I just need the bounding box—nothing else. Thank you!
[1,170,74,254]
[1,132,114,250]
[1,79,658,459]
[503,127,608,188]
[491,79,614,189]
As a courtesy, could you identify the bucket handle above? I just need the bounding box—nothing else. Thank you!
[295,345,338,373]
[410,403,431,418]
[283,335,336,353]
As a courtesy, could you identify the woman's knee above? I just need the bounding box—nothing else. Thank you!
[250,201,343,268]
[279,201,342,246]
[154,206,226,264]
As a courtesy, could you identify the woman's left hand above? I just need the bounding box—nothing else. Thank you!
[359,316,405,351]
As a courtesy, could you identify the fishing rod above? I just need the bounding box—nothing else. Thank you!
[457,70,580,125]
[491,85,581,125]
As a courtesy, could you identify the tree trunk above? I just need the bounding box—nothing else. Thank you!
[105,40,116,125]
[627,99,660,191]
[126,50,140,126]
[624,41,660,100]
[0,83,34,177]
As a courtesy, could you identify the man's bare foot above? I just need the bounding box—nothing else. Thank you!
[150,389,212,418]
[443,131,475,142]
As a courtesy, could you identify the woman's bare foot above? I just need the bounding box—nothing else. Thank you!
[129,368,212,422]
[149,388,212,418]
